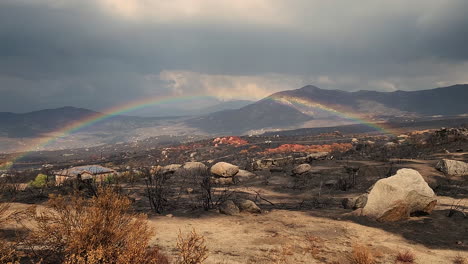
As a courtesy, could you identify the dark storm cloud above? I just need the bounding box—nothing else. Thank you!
[1,0,468,112]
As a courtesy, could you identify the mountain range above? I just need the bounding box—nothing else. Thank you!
[1,84,467,141]
[188,84,468,133]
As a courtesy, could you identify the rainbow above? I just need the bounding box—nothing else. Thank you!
[1,93,398,168]
[1,95,218,167]
[265,94,399,135]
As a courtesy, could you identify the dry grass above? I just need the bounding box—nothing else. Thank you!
[23,188,169,264]
[303,234,325,258]
[453,255,467,264]
[0,202,10,226]
[347,243,375,264]
[396,250,416,263]
[176,228,209,264]
[270,244,294,264]
[0,202,20,264]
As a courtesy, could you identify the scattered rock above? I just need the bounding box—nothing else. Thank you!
[161,164,181,174]
[211,162,239,177]
[235,170,256,182]
[292,164,312,175]
[342,194,368,210]
[447,209,467,219]
[211,177,234,185]
[235,199,261,213]
[306,152,329,161]
[342,198,355,209]
[436,159,468,176]
[362,168,437,222]
[219,200,240,215]
[253,156,294,170]
[182,162,207,171]
[354,193,368,209]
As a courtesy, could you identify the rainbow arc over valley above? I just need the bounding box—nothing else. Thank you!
[1,94,398,168]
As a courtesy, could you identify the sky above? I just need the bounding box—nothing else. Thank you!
[1,0,468,113]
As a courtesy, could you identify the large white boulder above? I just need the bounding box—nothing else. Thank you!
[436,159,468,176]
[362,169,437,222]
[210,162,239,177]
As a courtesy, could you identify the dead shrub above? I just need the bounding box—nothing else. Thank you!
[0,239,20,264]
[145,168,172,214]
[176,229,208,264]
[24,188,169,264]
[453,255,467,264]
[347,243,375,264]
[396,250,415,263]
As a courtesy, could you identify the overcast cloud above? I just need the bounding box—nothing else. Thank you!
[1,0,468,112]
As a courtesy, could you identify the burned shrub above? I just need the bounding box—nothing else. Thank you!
[23,188,168,264]
[145,168,172,214]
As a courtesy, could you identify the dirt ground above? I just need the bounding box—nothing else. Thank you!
[3,154,467,264]
[149,205,466,263]
[144,156,468,264]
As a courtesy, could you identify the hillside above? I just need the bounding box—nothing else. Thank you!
[188,84,468,134]
[0,106,165,138]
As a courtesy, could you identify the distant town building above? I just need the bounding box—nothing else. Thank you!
[54,165,116,185]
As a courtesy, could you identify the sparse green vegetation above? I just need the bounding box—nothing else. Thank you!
[28,173,48,188]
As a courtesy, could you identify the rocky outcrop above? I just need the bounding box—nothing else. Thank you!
[436,159,468,176]
[252,156,294,170]
[219,200,240,215]
[210,162,239,177]
[362,169,437,222]
[292,164,312,175]
[211,177,234,185]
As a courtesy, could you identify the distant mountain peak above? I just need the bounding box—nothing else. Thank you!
[298,85,321,91]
